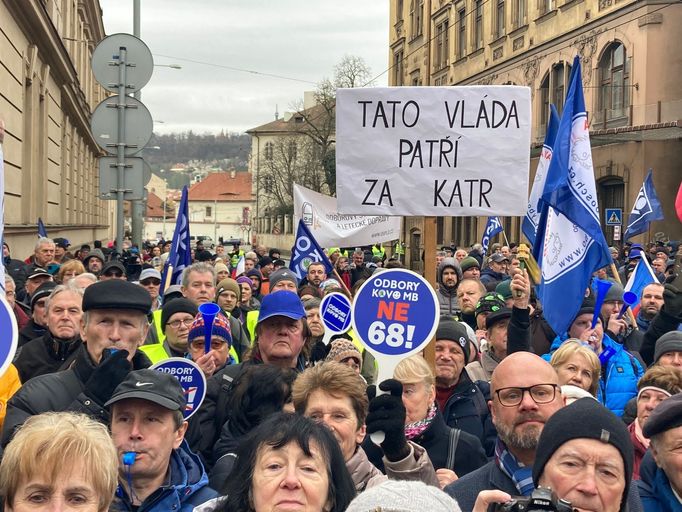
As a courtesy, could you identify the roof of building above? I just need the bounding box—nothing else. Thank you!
[246,103,332,134]
[146,192,173,218]
[188,171,253,202]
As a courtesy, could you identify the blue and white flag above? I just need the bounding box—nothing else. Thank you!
[161,186,191,294]
[290,220,333,281]
[481,216,503,254]
[522,105,559,247]
[624,170,663,240]
[623,256,658,311]
[534,56,613,335]
[37,218,47,238]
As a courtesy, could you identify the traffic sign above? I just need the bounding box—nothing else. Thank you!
[91,33,154,93]
[605,208,622,226]
[98,156,147,200]
[352,269,439,359]
[91,95,153,156]
[320,292,352,334]
[0,296,18,377]
[150,358,206,420]
[613,225,621,241]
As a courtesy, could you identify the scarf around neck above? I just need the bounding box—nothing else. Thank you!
[495,439,535,496]
[404,402,437,440]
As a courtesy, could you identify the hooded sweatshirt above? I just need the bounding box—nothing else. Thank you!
[437,258,462,316]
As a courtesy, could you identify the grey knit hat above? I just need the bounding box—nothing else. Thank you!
[654,331,682,363]
[345,480,462,512]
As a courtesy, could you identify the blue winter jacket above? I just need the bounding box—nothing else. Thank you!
[544,333,643,417]
[113,440,218,511]
[637,464,681,512]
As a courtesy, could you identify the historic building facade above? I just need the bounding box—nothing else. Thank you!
[390,0,682,270]
[1,0,113,258]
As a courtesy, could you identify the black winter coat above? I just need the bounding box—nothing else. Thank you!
[2,345,150,447]
[18,319,47,347]
[14,332,81,383]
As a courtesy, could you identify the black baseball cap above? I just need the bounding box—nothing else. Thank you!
[105,369,186,411]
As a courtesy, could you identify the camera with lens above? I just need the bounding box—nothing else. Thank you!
[488,487,573,512]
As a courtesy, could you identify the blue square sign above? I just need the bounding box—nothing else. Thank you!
[605,208,622,226]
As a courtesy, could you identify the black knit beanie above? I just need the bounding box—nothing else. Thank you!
[532,398,633,512]
[435,316,470,362]
[161,298,198,333]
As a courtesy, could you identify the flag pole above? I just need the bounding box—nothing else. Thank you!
[609,262,638,329]
[331,268,353,296]
[501,228,510,248]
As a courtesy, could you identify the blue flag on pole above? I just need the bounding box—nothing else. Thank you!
[533,56,613,335]
[290,220,334,281]
[624,170,663,240]
[37,218,47,238]
[522,105,559,247]
[481,217,503,254]
[623,256,658,312]
[161,186,191,294]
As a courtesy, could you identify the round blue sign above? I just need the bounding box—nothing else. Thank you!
[320,292,352,333]
[351,269,439,358]
[0,296,18,377]
[150,358,206,419]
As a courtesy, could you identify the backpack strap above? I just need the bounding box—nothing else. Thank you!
[446,427,461,470]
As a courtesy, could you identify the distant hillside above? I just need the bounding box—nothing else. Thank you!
[145,131,251,172]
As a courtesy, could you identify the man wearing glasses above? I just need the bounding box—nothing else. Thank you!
[445,352,565,510]
[139,298,198,364]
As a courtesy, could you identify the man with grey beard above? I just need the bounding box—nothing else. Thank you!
[445,353,564,510]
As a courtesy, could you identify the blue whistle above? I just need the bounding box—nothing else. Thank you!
[122,452,136,466]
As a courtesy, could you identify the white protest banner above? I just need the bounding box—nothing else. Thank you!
[336,86,531,216]
[293,184,401,248]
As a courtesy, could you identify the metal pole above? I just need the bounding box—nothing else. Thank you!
[115,47,128,254]
[131,0,145,248]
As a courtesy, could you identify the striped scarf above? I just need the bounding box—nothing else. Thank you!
[495,439,535,496]
[404,402,437,440]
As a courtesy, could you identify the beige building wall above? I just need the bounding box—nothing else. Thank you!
[188,200,253,241]
[390,0,682,270]
[1,0,113,259]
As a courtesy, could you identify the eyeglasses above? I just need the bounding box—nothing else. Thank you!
[104,271,123,278]
[190,340,226,351]
[141,279,161,286]
[495,384,559,407]
[34,300,47,308]
[168,318,194,329]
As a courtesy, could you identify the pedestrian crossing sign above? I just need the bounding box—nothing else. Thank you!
[605,208,622,226]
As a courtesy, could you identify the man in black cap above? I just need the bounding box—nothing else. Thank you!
[17,281,56,346]
[639,393,682,511]
[18,267,53,305]
[99,260,127,281]
[108,369,217,511]
[52,237,72,264]
[480,253,511,291]
[139,298,199,363]
[1,279,152,447]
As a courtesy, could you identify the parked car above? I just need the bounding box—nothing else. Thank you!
[189,235,215,249]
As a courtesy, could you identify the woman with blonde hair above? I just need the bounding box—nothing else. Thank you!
[549,339,601,397]
[56,258,85,284]
[0,411,119,511]
[362,355,487,489]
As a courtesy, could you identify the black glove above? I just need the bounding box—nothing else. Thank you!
[84,349,132,406]
[365,379,410,462]
[663,283,682,318]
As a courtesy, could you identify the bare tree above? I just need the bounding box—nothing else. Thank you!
[333,54,374,88]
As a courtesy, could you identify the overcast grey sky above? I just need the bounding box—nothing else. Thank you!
[101,1,389,135]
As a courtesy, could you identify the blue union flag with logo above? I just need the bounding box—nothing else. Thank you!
[534,56,612,335]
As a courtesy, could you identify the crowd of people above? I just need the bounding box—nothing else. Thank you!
[0,234,680,512]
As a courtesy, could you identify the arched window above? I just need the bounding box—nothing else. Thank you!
[538,62,572,135]
[598,42,630,127]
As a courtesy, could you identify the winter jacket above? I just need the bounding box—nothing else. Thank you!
[637,464,681,512]
[2,345,151,447]
[346,443,438,493]
[437,258,462,316]
[479,268,510,291]
[112,440,218,512]
[3,256,25,285]
[447,459,644,512]
[440,372,496,457]
[639,308,682,366]
[544,333,643,417]
[0,364,21,432]
[14,332,81,383]
[362,409,487,479]
[18,319,47,347]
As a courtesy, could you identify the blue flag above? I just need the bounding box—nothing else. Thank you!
[290,220,334,281]
[481,217,503,254]
[37,218,47,238]
[522,105,559,247]
[534,56,613,335]
[623,256,658,311]
[624,170,663,240]
[161,186,191,294]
